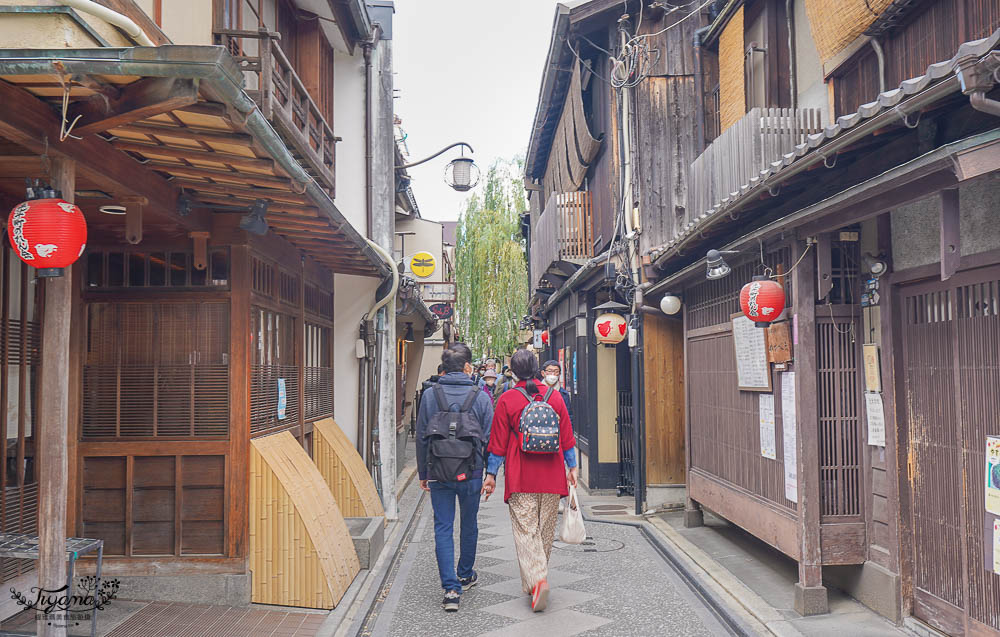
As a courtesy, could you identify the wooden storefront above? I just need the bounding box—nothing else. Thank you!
[0,40,388,599]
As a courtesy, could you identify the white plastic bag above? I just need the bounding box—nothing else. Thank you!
[559,485,586,544]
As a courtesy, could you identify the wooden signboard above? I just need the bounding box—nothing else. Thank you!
[766,321,792,364]
[732,314,772,392]
[863,343,882,392]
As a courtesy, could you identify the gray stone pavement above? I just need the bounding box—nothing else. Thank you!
[365,476,734,637]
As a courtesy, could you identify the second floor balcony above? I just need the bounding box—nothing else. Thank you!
[686,107,822,241]
[213,5,337,194]
[531,191,594,291]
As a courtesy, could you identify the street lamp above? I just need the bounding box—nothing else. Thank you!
[396,142,479,192]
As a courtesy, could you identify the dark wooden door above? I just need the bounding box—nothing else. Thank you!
[899,265,1000,635]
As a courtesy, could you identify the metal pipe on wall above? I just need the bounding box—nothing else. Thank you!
[786,0,797,109]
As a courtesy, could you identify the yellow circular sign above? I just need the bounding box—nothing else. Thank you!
[409,251,436,278]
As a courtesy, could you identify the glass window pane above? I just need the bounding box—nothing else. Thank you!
[210,251,229,286]
[128,253,146,287]
[108,253,125,287]
[149,253,166,286]
[190,260,207,286]
[86,252,104,288]
[169,253,187,286]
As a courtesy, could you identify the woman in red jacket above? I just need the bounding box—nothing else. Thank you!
[482,349,578,612]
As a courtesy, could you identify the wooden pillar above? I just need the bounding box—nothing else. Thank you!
[682,301,703,527]
[227,244,250,560]
[792,237,828,616]
[38,158,74,637]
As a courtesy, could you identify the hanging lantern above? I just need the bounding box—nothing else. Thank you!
[8,191,88,278]
[445,157,480,192]
[595,312,627,345]
[739,275,786,328]
[541,330,549,346]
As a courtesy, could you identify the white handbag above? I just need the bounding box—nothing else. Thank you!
[559,485,587,544]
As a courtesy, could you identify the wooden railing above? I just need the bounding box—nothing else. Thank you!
[212,28,337,193]
[686,108,822,241]
[531,191,594,291]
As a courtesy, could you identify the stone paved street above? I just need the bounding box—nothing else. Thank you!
[363,477,734,637]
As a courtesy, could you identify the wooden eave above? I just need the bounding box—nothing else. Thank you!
[0,46,387,278]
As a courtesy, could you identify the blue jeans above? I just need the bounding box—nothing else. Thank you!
[429,476,482,592]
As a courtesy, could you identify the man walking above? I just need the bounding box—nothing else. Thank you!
[416,343,493,612]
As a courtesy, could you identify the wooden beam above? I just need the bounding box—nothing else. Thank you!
[194,194,314,215]
[38,157,73,637]
[173,179,310,205]
[0,78,208,232]
[228,245,250,559]
[114,122,255,147]
[146,162,292,189]
[940,189,960,281]
[111,139,274,171]
[70,77,198,136]
[815,233,833,301]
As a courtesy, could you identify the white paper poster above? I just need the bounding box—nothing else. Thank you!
[865,392,886,447]
[732,315,771,391]
[993,520,1000,575]
[986,436,1000,515]
[759,393,776,459]
[781,372,797,502]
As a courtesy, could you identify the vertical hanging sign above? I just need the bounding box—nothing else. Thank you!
[759,394,776,459]
[558,348,566,388]
[781,372,797,502]
[277,378,287,420]
[572,351,578,394]
[865,392,886,447]
[986,436,1000,515]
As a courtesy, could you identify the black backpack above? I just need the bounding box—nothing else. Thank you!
[514,387,561,454]
[425,387,484,482]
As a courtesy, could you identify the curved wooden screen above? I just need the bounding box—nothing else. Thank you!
[312,418,384,520]
[250,432,359,609]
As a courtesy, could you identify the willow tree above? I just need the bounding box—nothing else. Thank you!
[455,157,529,358]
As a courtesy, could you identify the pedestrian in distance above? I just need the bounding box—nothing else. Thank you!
[541,360,574,429]
[483,349,578,612]
[482,368,499,401]
[416,343,494,613]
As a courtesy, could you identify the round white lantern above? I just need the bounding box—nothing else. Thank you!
[594,312,627,345]
[660,294,682,315]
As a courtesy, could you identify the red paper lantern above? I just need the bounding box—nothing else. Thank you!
[739,276,786,328]
[541,330,549,346]
[8,197,87,278]
[595,312,627,345]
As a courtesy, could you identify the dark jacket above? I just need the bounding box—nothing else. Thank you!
[558,387,575,427]
[416,372,494,480]
[418,374,441,413]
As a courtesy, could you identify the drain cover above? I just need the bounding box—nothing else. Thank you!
[553,536,625,553]
[590,504,628,511]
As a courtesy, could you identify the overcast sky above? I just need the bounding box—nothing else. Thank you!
[393,0,563,223]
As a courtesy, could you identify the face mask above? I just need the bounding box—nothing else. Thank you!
[486,380,495,387]
[544,375,559,386]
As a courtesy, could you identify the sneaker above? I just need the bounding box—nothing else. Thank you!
[442,590,461,612]
[458,571,478,590]
[530,579,549,612]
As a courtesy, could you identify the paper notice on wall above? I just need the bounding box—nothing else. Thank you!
[759,393,776,459]
[781,372,797,502]
[986,437,1000,516]
[865,392,886,447]
[277,378,287,420]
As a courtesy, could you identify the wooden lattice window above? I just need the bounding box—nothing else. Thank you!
[251,256,275,298]
[278,270,300,307]
[685,246,791,329]
[250,307,299,435]
[304,323,332,422]
[82,302,230,439]
[85,249,229,289]
[304,283,333,320]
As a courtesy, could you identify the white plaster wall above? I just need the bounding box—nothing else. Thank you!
[155,0,213,45]
[334,49,369,235]
[395,217,444,282]
[333,273,379,447]
[0,0,134,47]
[794,0,827,118]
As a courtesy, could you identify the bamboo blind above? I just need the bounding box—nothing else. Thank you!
[312,418,384,521]
[250,432,360,609]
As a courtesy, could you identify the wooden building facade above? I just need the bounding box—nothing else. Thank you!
[0,0,402,614]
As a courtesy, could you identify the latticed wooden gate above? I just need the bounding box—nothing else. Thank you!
[617,390,635,496]
[899,265,1000,635]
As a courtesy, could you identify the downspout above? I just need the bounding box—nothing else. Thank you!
[871,38,886,94]
[693,25,711,152]
[362,238,398,483]
[363,28,382,239]
[970,91,1000,116]
[56,0,155,46]
[785,0,797,108]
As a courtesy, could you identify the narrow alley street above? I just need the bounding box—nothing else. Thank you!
[359,477,734,637]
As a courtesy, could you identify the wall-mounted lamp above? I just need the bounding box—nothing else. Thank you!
[862,253,888,278]
[660,294,682,315]
[239,199,269,236]
[402,322,415,343]
[706,249,738,280]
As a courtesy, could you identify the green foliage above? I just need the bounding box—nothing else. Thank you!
[455,157,528,358]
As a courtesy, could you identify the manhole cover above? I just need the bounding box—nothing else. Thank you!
[553,536,625,553]
[590,505,628,511]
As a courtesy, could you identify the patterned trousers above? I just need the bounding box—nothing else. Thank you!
[508,492,561,593]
